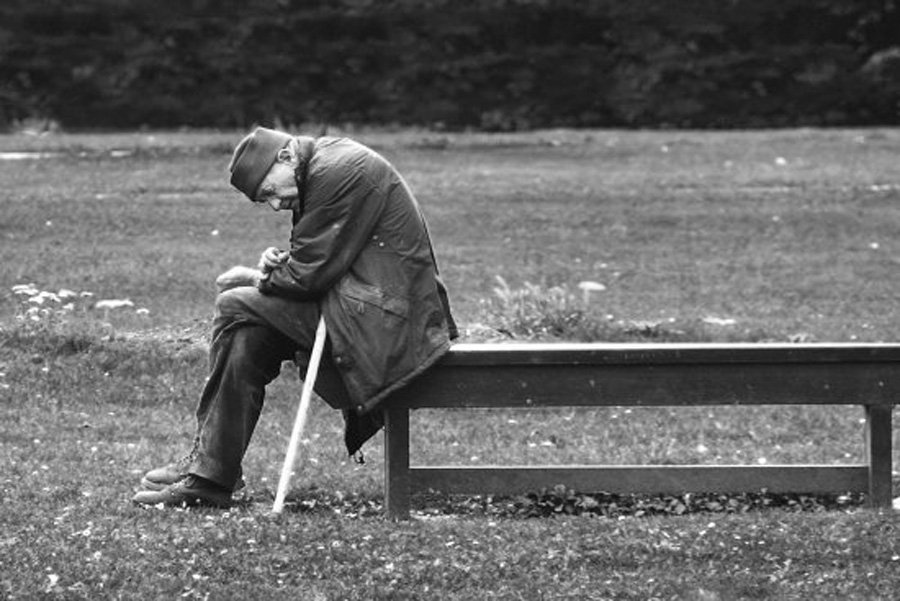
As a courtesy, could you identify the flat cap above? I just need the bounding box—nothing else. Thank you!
[228,127,294,200]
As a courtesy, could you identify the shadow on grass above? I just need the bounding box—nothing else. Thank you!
[251,484,870,521]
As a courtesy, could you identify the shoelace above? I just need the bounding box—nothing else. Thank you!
[175,438,201,469]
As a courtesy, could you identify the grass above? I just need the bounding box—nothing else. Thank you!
[2,127,900,598]
[5,504,900,599]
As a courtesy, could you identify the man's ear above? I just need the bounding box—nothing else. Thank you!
[285,140,303,167]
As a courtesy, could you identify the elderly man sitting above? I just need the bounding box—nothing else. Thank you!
[133,128,457,507]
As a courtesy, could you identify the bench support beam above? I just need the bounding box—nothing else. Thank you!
[865,404,893,508]
[409,465,870,498]
[384,407,411,520]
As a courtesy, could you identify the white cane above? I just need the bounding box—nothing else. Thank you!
[272,315,327,514]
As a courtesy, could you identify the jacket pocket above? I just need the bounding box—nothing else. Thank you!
[339,278,409,318]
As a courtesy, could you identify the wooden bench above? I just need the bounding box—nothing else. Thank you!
[380,342,899,520]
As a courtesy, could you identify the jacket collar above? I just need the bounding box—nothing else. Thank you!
[292,137,316,222]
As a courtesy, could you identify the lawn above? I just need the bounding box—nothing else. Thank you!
[1,127,900,599]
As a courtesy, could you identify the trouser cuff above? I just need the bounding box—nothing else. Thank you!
[190,452,238,490]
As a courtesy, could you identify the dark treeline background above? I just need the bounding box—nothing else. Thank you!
[1,0,898,131]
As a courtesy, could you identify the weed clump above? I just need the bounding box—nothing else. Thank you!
[507,486,865,519]
[407,486,866,519]
[1,285,104,356]
[479,276,793,343]
[0,283,177,361]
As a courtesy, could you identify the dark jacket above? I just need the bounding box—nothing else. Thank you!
[258,136,458,420]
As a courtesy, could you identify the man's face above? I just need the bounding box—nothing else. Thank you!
[256,158,299,211]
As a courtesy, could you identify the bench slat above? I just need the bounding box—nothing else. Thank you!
[441,342,900,366]
[389,363,899,408]
[410,465,869,496]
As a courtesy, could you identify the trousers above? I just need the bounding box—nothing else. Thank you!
[188,286,321,489]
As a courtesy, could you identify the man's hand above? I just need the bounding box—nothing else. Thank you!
[258,247,290,274]
[216,265,265,292]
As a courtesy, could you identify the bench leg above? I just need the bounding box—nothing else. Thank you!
[384,406,411,520]
[865,404,893,508]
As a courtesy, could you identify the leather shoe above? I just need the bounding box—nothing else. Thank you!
[141,462,245,492]
[132,474,233,508]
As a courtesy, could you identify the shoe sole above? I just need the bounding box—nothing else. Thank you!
[140,476,246,492]
[132,490,232,508]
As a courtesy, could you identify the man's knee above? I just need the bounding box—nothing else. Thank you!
[215,287,258,319]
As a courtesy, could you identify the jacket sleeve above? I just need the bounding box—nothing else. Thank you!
[259,165,386,300]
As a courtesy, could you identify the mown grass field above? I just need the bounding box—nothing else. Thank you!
[2,127,900,599]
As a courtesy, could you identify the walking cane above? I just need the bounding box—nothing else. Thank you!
[272,315,327,514]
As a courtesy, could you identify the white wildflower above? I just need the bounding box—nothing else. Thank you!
[577,281,606,293]
[702,316,737,326]
[12,284,39,296]
[36,291,60,303]
[94,299,134,310]
[577,280,606,304]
